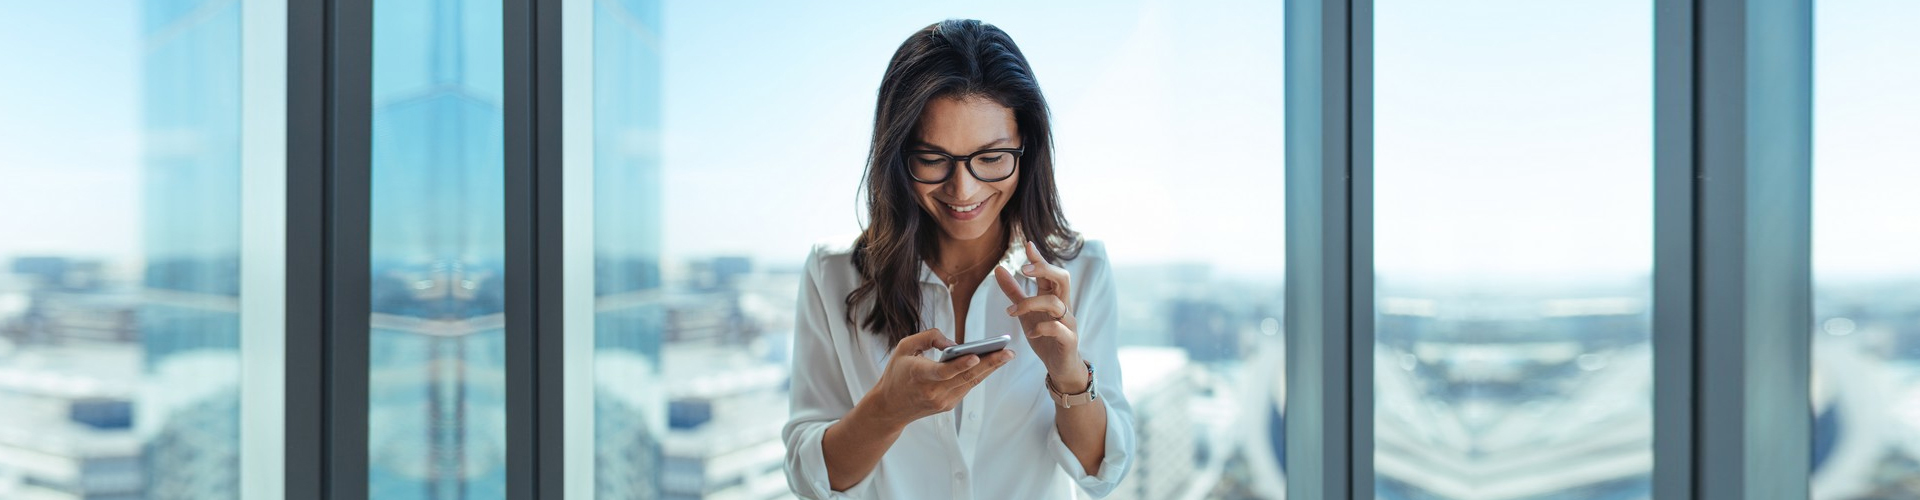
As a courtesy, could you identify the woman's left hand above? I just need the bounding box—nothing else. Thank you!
[993,241,1086,388]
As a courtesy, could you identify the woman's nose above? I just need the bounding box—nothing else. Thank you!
[943,168,982,198]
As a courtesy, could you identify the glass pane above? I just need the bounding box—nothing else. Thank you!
[367,0,508,497]
[1373,0,1653,498]
[1810,0,1920,497]
[566,1,1286,498]
[0,1,285,498]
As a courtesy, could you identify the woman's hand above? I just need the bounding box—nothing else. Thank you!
[993,241,1087,390]
[863,328,1016,427]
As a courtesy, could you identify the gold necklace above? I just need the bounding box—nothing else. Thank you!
[937,254,998,287]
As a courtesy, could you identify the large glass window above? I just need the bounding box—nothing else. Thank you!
[367,0,509,497]
[1373,0,1653,497]
[564,1,1286,498]
[0,0,285,498]
[1810,0,1920,497]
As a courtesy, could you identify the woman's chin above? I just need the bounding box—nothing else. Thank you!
[937,217,1001,243]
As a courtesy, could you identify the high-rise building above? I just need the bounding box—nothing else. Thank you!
[592,0,667,498]
[139,0,245,498]
[365,0,510,496]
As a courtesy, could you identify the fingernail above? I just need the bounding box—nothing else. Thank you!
[1005,305,1016,315]
[1021,264,1034,273]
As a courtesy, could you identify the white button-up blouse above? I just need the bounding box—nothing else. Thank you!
[782,239,1135,499]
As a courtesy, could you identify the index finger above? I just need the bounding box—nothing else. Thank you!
[993,265,1029,302]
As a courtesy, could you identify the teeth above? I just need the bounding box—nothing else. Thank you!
[946,201,983,213]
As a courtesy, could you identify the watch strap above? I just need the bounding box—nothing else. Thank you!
[1046,360,1098,408]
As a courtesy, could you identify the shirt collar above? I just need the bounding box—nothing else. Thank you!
[917,233,1031,287]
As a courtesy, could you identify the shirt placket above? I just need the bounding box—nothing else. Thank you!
[930,278,973,500]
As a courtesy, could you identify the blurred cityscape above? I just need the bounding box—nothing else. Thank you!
[3,0,1915,499]
[597,255,1293,500]
[7,249,1920,498]
[11,251,1920,496]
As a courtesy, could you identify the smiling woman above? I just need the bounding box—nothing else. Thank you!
[561,1,1288,498]
[777,19,1135,500]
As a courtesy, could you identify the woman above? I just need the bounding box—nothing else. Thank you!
[782,19,1135,500]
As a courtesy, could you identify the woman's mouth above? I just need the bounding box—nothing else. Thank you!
[942,197,988,221]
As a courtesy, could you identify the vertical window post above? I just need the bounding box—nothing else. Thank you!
[505,0,567,497]
[1693,0,1814,497]
[1284,0,1371,497]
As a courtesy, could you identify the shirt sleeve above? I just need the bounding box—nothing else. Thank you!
[782,247,881,499]
[1044,244,1136,498]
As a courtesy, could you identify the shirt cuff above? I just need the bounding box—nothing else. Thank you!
[1045,398,1134,498]
[787,419,881,499]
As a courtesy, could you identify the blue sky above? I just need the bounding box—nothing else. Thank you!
[0,0,143,266]
[0,0,1914,281]
[654,0,1287,274]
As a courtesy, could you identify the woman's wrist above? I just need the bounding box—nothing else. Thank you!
[849,389,913,434]
[1045,354,1091,393]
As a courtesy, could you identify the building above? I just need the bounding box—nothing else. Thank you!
[140,0,246,497]
[590,0,669,498]
[1105,346,1201,500]
[0,345,144,500]
[362,0,512,496]
[657,345,793,500]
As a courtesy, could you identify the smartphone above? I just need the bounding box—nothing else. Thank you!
[933,334,1011,363]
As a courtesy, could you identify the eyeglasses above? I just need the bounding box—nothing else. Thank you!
[903,147,1023,184]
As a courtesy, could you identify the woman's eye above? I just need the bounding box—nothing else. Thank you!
[977,155,1005,164]
[914,156,947,166]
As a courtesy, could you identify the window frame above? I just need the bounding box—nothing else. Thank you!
[1281,0,1814,498]
[286,0,372,497]
[275,0,1819,497]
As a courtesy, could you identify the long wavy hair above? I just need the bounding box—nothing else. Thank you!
[847,19,1082,346]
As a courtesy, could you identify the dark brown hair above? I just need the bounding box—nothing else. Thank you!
[847,19,1082,346]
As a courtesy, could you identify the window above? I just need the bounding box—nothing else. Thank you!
[4,1,1902,497]
[0,0,285,498]
[367,0,510,497]
[563,1,1286,498]
[1373,0,1653,497]
[1811,0,1920,496]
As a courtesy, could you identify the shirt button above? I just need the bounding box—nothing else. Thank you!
[967,413,978,422]
[954,471,967,481]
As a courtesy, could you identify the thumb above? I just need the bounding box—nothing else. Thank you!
[895,328,951,355]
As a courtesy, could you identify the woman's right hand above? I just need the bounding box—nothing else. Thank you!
[863,328,1016,427]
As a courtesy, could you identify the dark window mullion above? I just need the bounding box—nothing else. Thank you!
[1653,0,1697,497]
[285,0,326,495]
[287,0,372,497]
[1348,0,1375,497]
[505,0,566,497]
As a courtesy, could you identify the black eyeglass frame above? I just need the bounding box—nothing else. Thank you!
[902,147,1025,184]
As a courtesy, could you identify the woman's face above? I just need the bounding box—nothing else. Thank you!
[910,95,1021,245]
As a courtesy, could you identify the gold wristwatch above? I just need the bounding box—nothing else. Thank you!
[1046,360,1098,408]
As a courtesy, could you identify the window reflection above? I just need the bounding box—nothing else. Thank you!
[0,1,282,498]
[367,0,509,497]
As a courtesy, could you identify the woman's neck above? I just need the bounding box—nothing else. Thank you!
[934,220,1008,279]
